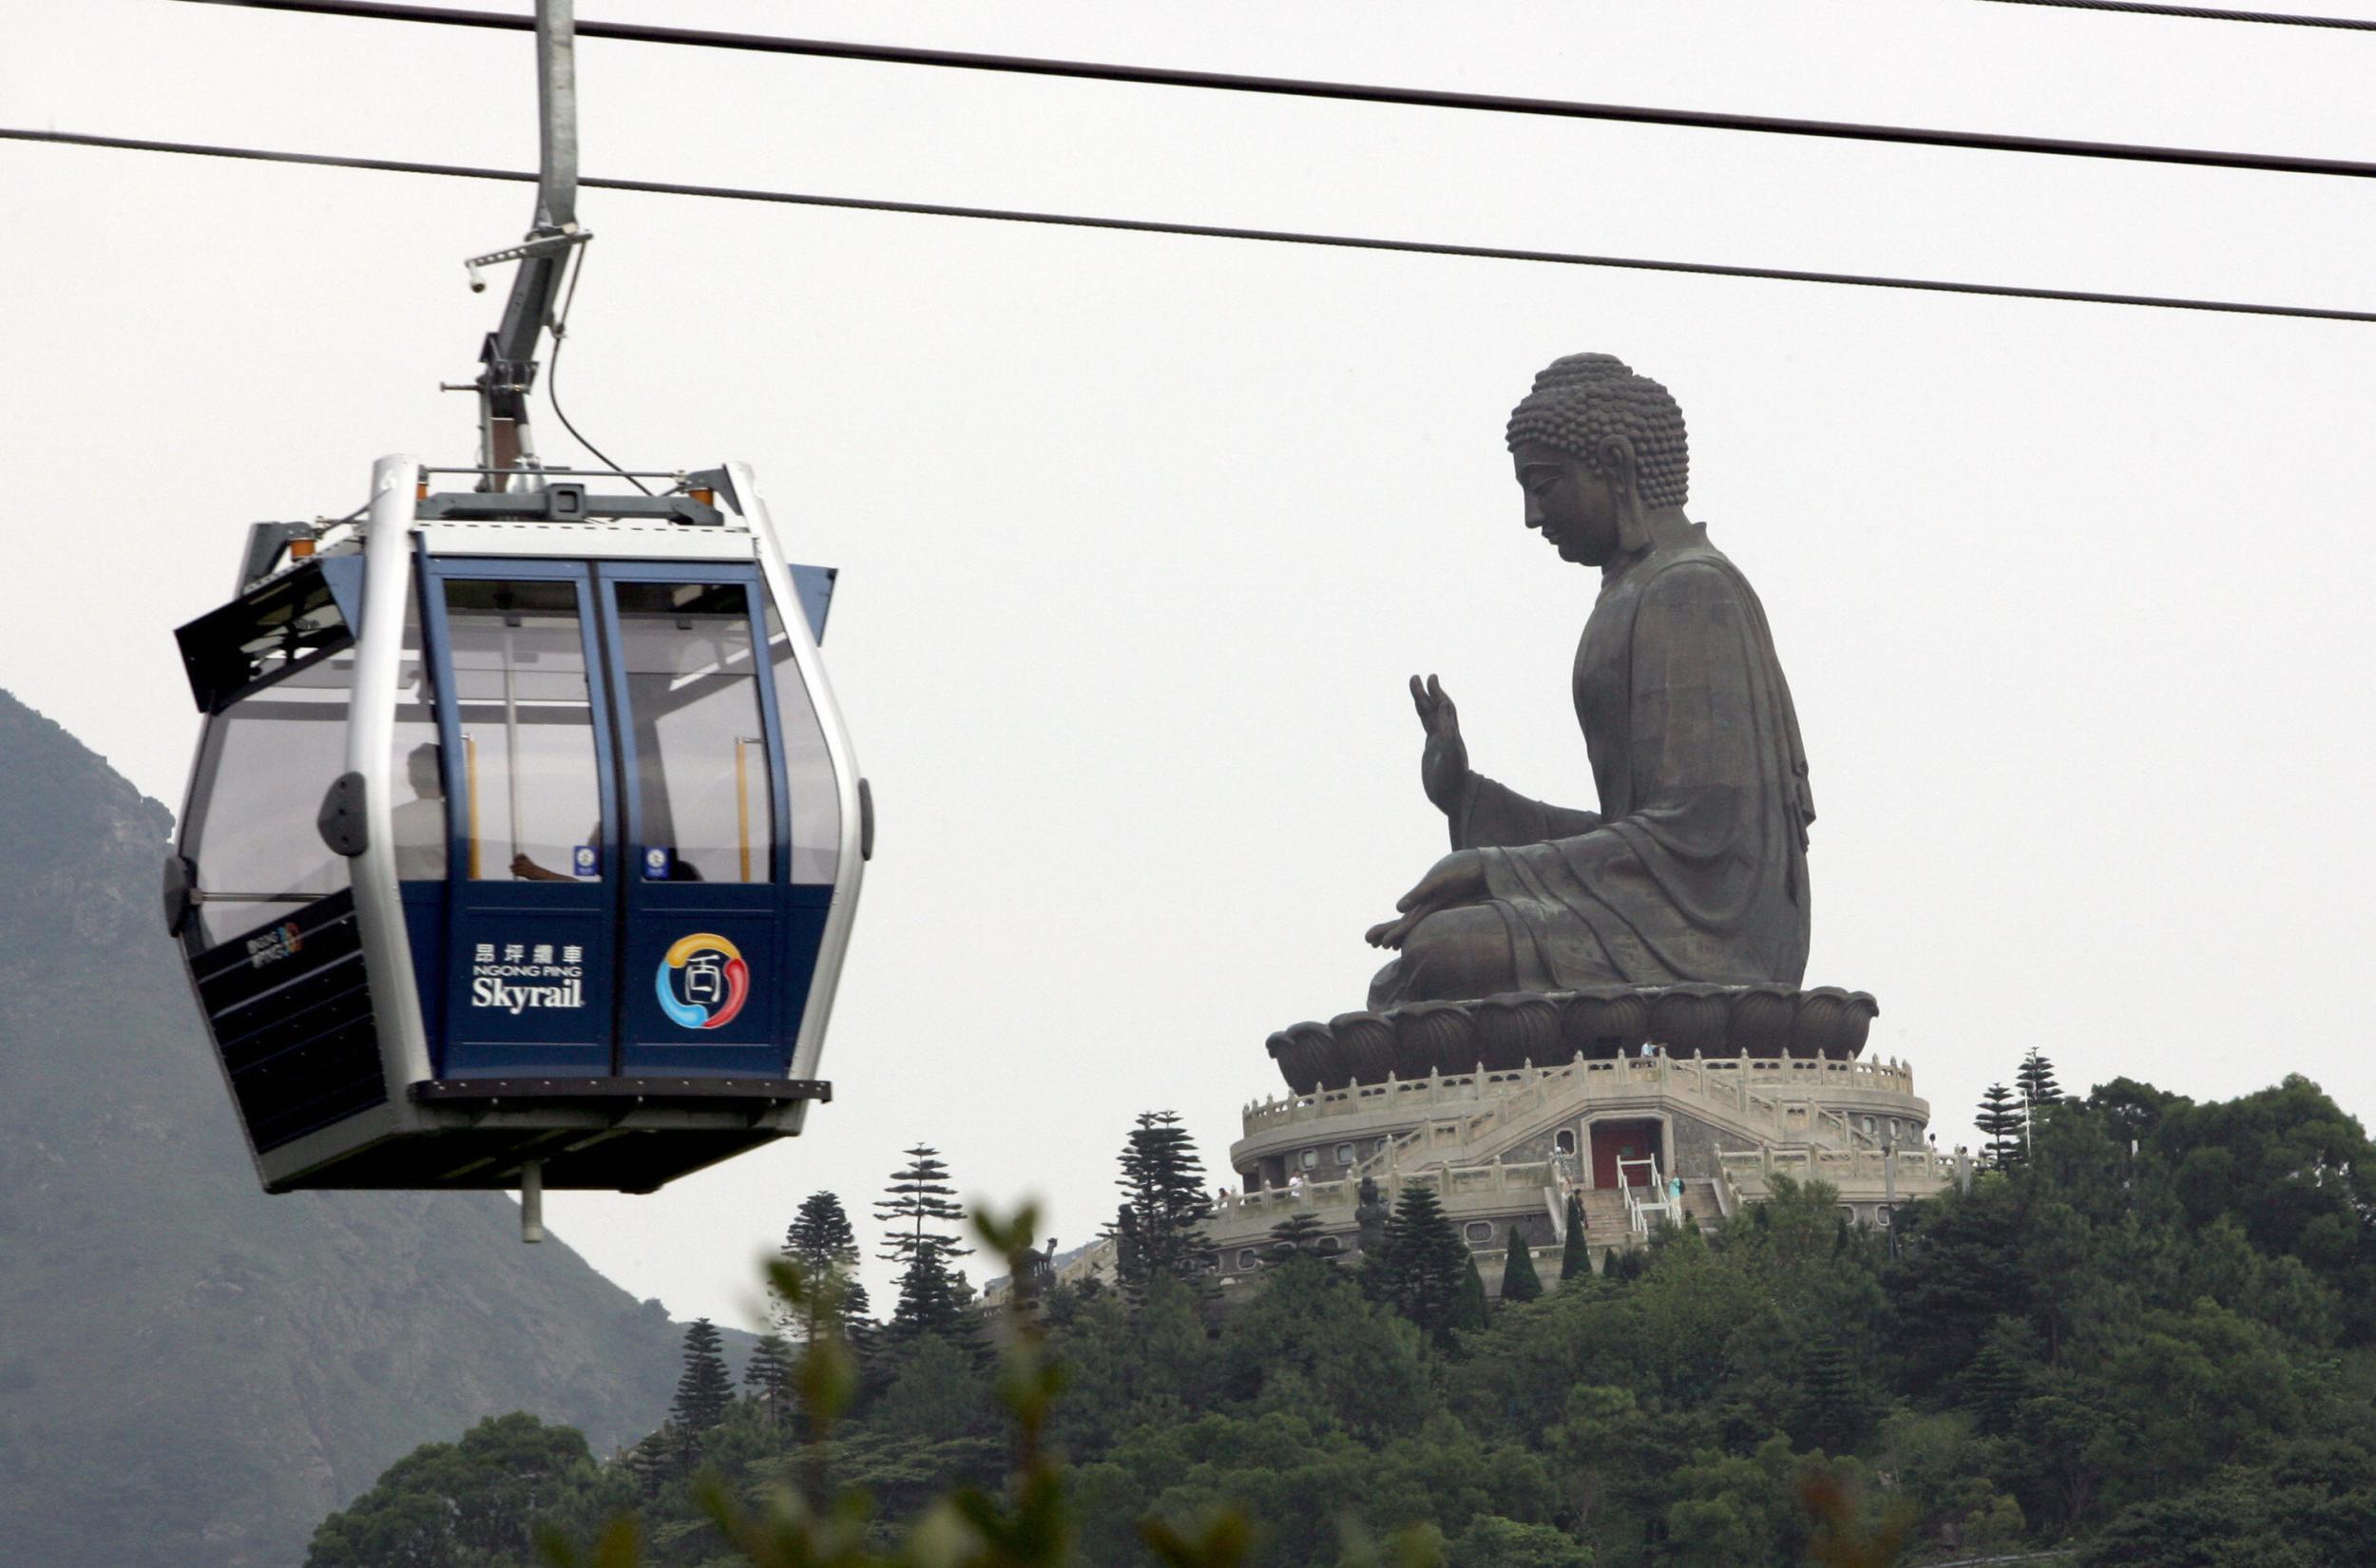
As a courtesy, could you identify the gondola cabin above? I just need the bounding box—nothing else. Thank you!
[166,456,868,1195]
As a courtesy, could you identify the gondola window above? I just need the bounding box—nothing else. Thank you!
[182,647,355,949]
[613,582,773,884]
[441,580,604,883]
[764,602,840,885]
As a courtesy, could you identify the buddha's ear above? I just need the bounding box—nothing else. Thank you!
[1599,433,1637,492]
[1600,435,1653,550]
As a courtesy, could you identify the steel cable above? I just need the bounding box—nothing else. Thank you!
[173,0,2376,182]
[8,126,2371,324]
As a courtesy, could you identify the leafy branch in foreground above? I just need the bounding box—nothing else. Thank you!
[542,1203,1259,1568]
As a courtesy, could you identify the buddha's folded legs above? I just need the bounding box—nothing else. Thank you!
[1367,903,1523,1010]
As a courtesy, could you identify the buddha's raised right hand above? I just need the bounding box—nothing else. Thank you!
[1410,673,1469,815]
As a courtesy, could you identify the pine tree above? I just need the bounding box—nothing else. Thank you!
[1366,1183,1468,1341]
[839,1276,876,1352]
[875,1145,969,1271]
[742,1333,797,1424]
[1500,1223,1543,1302]
[778,1190,867,1346]
[1106,1203,1144,1286]
[1976,1082,2024,1168]
[1456,1254,1491,1331]
[1267,1211,1325,1262]
[623,1428,677,1496]
[1966,1339,2025,1436]
[1795,1331,1870,1454]
[1560,1193,1591,1282]
[668,1318,735,1439]
[889,1242,965,1341]
[1113,1111,1214,1297]
[2017,1048,2063,1110]
[786,1191,861,1276]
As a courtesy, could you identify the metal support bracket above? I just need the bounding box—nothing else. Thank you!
[465,226,592,296]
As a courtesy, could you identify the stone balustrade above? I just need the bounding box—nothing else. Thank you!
[1210,1157,1561,1229]
[1718,1145,1964,1200]
[1255,1045,1920,1131]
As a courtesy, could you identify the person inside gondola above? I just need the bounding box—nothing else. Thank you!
[391,742,449,882]
[510,849,579,882]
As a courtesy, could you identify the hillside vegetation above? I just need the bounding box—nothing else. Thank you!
[316,1072,2376,1567]
[0,691,720,1568]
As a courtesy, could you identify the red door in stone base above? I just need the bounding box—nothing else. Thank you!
[1591,1120,1660,1187]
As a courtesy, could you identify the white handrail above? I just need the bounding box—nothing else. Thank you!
[1616,1154,1667,1236]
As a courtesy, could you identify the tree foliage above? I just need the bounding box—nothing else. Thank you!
[1975,1081,2024,1169]
[744,1334,798,1425]
[1501,1224,1543,1304]
[1560,1193,1591,1281]
[2017,1048,2062,1111]
[1367,1183,1469,1343]
[876,1145,969,1269]
[669,1319,736,1439]
[304,1413,614,1568]
[310,1073,2376,1568]
[782,1191,873,1348]
[1113,1111,1213,1298]
[1265,1211,1324,1262]
[788,1191,862,1274]
[889,1242,968,1342]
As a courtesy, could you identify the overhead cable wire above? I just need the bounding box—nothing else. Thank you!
[175,0,2376,182]
[9,127,2371,325]
[1971,0,2376,29]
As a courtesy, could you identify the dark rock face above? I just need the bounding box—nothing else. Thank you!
[0,692,692,1568]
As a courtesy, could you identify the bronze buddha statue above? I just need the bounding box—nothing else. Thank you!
[1366,354,1816,1009]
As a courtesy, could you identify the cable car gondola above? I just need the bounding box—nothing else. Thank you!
[161,2,867,1215]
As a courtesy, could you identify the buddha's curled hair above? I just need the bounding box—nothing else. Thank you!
[1504,353,1690,508]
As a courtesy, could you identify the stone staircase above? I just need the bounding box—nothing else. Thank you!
[1547,1175,1727,1248]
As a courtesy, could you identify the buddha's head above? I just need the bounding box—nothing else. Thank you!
[1505,354,1689,566]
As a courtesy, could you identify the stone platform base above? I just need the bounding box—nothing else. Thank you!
[1265,984,1878,1094]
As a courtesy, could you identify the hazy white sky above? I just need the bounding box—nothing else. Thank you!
[6,0,2375,1325]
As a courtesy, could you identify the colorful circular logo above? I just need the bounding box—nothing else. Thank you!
[655,933,750,1030]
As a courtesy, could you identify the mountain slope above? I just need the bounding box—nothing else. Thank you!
[0,691,697,1568]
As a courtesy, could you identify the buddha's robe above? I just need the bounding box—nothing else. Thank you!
[1370,524,1813,1007]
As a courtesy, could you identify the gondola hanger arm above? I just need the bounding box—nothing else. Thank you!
[466,0,586,492]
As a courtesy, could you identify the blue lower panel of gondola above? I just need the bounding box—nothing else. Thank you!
[400,880,448,1047]
[442,885,616,1077]
[192,890,387,1153]
[618,883,826,1076]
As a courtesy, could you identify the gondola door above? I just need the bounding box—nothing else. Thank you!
[422,562,621,1077]
[595,565,791,1077]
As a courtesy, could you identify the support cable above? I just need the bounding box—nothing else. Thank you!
[1971,0,2376,30]
[7,127,2371,324]
[175,0,2376,182]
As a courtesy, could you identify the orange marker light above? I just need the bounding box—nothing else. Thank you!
[289,538,317,559]
[690,488,716,507]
